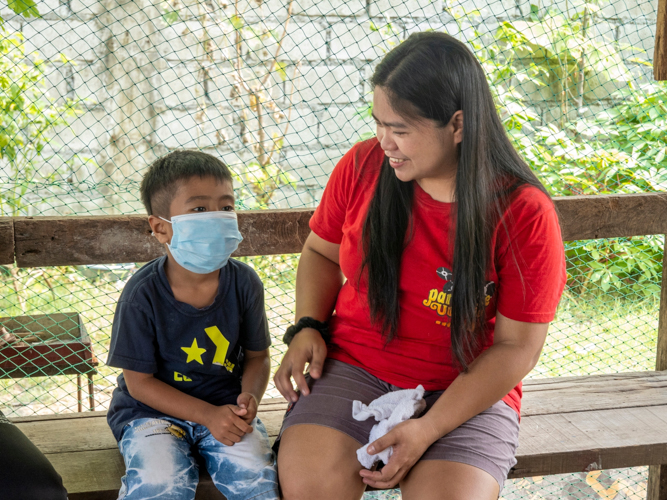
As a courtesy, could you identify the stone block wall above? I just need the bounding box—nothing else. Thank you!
[0,0,659,215]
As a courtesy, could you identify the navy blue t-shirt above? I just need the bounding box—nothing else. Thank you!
[106,256,271,441]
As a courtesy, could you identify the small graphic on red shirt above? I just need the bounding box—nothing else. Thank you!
[422,267,495,327]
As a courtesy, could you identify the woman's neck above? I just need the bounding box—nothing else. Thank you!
[416,175,456,203]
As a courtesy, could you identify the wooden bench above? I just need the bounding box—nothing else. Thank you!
[11,372,667,499]
[2,192,667,499]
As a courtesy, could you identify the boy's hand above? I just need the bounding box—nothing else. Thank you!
[237,392,259,424]
[204,405,253,446]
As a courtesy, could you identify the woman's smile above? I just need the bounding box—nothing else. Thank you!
[388,156,408,168]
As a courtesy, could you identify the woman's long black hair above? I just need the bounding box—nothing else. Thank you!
[361,31,550,370]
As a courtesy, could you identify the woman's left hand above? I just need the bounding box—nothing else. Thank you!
[359,418,440,489]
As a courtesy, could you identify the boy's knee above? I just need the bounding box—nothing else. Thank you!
[119,448,199,500]
[119,419,198,497]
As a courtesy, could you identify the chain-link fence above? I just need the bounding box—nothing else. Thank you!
[0,0,664,497]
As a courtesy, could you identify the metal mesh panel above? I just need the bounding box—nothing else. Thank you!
[0,0,664,497]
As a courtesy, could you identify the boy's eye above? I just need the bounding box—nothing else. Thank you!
[223,206,234,212]
[193,207,206,212]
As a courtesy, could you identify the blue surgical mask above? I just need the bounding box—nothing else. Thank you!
[161,211,243,274]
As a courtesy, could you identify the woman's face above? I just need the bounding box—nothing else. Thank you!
[372,86,463,193]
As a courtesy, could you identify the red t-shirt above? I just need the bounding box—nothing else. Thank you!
[309,138,566,415]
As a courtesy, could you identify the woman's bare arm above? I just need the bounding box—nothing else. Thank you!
[274,231,344,402]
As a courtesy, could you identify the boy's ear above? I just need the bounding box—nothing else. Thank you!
[148,215,171,245]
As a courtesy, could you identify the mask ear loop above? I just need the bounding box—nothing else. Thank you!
[151,216,172,237]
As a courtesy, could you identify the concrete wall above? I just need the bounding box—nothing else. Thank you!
[0,0,659,214]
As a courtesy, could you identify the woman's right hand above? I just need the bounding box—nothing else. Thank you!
[274,328,328,402]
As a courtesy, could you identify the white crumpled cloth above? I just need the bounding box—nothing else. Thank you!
[352,385,427,469]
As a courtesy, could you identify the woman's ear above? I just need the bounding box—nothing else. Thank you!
[451,110,463,144]
[148,215,171,245]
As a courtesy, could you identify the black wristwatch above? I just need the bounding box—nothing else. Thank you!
[282,317,331,346]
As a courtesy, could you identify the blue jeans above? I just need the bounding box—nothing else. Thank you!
[117,417,279,500]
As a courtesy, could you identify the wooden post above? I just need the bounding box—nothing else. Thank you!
[88,373,95,412]
[656,0,667,80]
[647,235,667,500]
[0,218,14,265]
[657,236,667,372]
[76,374,83,413]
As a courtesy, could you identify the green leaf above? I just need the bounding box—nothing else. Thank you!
[162,9,179,26]
[275,61,287,82]
[8,0,40,18]
[230,15,244,30]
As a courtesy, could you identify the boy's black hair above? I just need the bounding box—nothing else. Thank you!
[140,150,233,217]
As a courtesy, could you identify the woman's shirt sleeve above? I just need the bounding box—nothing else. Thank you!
[495,187,567,323]
[309,145,360,244]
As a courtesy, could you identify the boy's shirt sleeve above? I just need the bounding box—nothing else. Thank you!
[239,269,271,352]
[107,300,158,373]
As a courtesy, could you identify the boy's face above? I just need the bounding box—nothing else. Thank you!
[149,176,235,246]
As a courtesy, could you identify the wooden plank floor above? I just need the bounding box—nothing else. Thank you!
[10,371,667,499]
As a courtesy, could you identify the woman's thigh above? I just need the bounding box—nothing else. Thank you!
[400,460,499,500]
[400,399,519,499]
[118,418,199,500]
[278,424,368,500]
[274,360,391,499]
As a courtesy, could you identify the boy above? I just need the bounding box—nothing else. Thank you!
[106,150,279,500]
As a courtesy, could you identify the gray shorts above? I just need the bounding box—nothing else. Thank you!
[275,359,519,491]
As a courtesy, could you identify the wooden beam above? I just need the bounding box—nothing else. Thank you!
[553,192,667,241]
[8,193,667,267]
[648,234,667,500]
[14,215,160,268]
[13,209,313,268]
[655,0,667,80]
[0,217,14,265]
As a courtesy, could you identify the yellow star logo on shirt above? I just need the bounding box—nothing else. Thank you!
[181,338,206,365]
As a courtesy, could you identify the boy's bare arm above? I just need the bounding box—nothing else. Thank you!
[237,348,271,424]
[123,369,252,446]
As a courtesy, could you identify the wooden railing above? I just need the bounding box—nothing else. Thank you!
[1,193,667,267]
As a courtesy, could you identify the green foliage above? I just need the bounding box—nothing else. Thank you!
[0,0,39,24]
[7,0,38,17]
[0,32,80,216]
[565,237,663,296]
[480,4,667,297]
[595,83,667,180]
[0,15,85,313]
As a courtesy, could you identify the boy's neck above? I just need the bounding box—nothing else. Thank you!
[164,255,221,309]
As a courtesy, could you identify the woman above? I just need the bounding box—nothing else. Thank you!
[274,31,566,500]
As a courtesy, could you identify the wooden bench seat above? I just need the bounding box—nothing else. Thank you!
[11,371,667,500]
